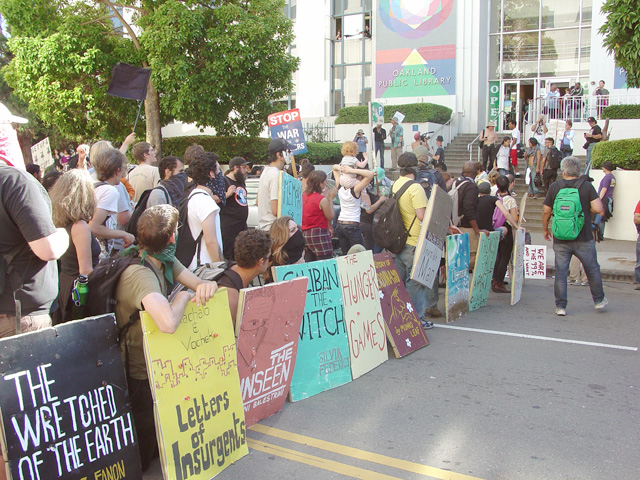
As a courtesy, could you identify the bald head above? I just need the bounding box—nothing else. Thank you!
[462,161,476,177]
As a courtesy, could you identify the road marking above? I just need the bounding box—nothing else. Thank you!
[247,439,405,480]
[250,424,485,480]
[434,324,638,351]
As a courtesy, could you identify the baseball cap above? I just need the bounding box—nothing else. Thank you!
[601,160,614,171]
[267,138,295,155]
[376,167,386,181]
[229,156,251,169]
[357,129,364,134]
[414,132,421,141]
[478,181,491,194]
[587,116,596,123]
[376,118,383,125]
[0,103,28,124]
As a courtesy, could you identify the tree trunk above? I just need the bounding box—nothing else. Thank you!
[145,79,162,159]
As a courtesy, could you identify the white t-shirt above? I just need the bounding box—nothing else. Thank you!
[496,145,511,170]
[128,163,160,203]
[113,182,133,251]
[257,165,281,231]
[187,189,222,270]
[337,187,361,222]
[94,183,119,257]
[511,128,521,149]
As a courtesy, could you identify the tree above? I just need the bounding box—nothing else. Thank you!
[0,0,298,156]
[599,0,640,88]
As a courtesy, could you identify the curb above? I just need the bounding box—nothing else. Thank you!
[546,266,635,283]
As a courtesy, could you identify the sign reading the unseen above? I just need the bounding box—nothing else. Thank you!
[268,108,307,155]
[0,315,142,480]
[278,171,302,225]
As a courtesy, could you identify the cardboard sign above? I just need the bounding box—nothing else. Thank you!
[518,193,527,228]
[0,315,142,480]
[412,185,452,286]
[374,253,429,358]
[336,251,388,380]
[524,245,547,279]
[278,171,302,225]
[267,108,307,155]
[469,232,500,311]
[274,260,352,402]
[510,229,526,305]
[30,137,54,170]
[141,292,248,480]
[236,278,308,427]
[445,233,470,322]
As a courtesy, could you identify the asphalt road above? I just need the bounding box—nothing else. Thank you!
[144,278,640,480]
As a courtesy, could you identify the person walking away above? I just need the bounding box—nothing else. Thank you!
[508,119,521,177]
[389,116,404,170]
[540,137,561,196]
[220,156,251,261]
[583,116,602,176]
[596,161,616,241]
[373,119,387,168]
[542,156,607,316]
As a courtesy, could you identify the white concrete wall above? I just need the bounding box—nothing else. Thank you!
[589,169,640,242]
[607,119,640,141]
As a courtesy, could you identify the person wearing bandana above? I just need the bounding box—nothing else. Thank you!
[258,138,295,231]
[264,216,306,283]
[115,204,218,471]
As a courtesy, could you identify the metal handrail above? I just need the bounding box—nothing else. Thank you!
[467,132,482,163]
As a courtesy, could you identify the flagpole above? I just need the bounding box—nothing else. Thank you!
[132,99,144,132]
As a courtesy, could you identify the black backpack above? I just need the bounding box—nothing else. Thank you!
[416,168,446,199]
[126,185,170,238]
[175,191,209,267]
[372,181,418,254]
[546,147,562,170]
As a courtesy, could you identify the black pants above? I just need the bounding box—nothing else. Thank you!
[543,169,557,195]
[493,230,514,283]
[482,144,496,172]
[127,376,158,471]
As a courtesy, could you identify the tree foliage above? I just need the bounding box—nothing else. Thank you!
[0,0,298,145]
[599,0,640,89]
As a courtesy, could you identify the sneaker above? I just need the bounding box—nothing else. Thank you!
[421,318,434,330]
[424,307,442,318]
[581,282,589,286]
[594,298,608,310]
[569,280,580,286]
[555,307,566,316]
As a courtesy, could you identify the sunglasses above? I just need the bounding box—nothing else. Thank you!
[264,253,274,263]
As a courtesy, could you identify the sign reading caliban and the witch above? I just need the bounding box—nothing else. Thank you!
[376,1,456,98]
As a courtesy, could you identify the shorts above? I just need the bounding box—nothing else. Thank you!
[510,149,518,166]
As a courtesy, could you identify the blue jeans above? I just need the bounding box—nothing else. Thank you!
[393,244,439,318]
[336,223,363,255]
[584,143,595,176]
[635,234,640,285]
[528,167,539,196]
[497,168,509,176]
[375,141,385,168]
[553,239,605,308]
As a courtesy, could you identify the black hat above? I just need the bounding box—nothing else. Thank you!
[229,156,251,169]
[397,152,418,168]
[267,138,295,155]
[601,160,614,171]
[436,135,444,142]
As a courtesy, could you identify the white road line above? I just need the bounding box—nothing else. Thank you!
[434,324,638,351]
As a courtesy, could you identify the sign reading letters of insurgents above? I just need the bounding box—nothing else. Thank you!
[278,171,302,225]
[274,259,352,402]
[235,278,307,427]
[469,231,500,311]
[141,291,248,480]
[0,315,142,480]
[374,253,429,358]
[446,233,470,322]
[336,251,388,379]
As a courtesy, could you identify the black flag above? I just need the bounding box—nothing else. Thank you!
[107,62,151,101]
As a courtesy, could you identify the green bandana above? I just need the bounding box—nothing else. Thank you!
[120,242,177,284]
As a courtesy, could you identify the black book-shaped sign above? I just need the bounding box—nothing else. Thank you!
[0,315,142,480]
[107,62,151,102]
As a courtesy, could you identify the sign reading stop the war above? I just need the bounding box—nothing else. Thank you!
[267,108,307,155]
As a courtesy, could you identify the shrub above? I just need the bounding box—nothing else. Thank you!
[334,102,452,124]
[162,136,342,165]
[591,138,640,170]
[600,104,640,119]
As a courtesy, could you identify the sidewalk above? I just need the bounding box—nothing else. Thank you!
[529,232,637,283]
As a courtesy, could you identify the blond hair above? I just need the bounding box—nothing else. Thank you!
[264,216,293,282]
[50,169,96,227]
[341,141,358,157]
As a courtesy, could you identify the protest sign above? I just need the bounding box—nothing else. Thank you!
[518,193,527,228]
[374,253,429,358]
[510,228,526,305]
[30,137,54,170]
[445,233,470,322]
[278,171,303,225]
[412,185,452,286]
[274,260,352,402]
[524,245,547,279]
[0,315,142,480]
[141,291,248,480]
[336,251,388,379]
[469,231,500,311]
[267,108,307,155]
[236,277,308,427]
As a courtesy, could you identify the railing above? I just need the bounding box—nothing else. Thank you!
[527,93,640,124]
[303,121,335,143]
[467,132,482,164]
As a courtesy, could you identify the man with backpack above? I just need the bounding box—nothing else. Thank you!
[541,137,562,195]
[390,152,439,328]
[542,156,607,316]
[450,161,484,268]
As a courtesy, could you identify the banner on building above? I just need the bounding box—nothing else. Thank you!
[141,292,248,480]
[30,137,54,170]
[0,315,142,480]
[336,251,388,379]
[524,245,546,279]
[274,259,352,402]
[236,278,307,427]
[446,233,470,322]
[469,231,500,311]
[374,253,429,358]
[267,108,307,155]
[375,0,456,98]
[278,171,302,225]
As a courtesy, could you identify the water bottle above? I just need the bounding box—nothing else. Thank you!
[76,275,89,306]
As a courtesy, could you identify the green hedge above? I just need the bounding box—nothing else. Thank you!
[600,104,640,119]
[591,138,640,170]
[162,136,342,165]
[334,102,452,124]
